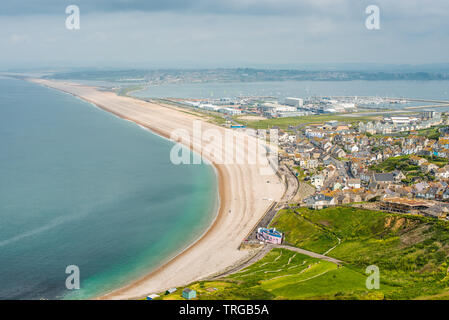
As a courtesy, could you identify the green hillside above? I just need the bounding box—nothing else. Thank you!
[270,207,449,299]
[159,249,384,300]
[156,207,449,300]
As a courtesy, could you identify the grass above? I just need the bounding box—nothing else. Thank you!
[415,126,443,140]
[151,207,449,300]
[153,99,229,126]
[117,85,145,96]
[158,249,384,300]
[269,208,339,254]
[270,207,449,299]
[370,155,414,172]
[369,155,445,183]
[422,155,449,168]
[293,166,310,182]
[236,114,379,130]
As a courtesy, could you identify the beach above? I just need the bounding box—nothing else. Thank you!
[29,78,285,300]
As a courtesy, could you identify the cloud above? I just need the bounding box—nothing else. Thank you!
[1,0,347,15]
[0,1,448,68]
[1,0,441,17]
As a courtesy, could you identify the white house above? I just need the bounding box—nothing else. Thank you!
[311,174,324,188]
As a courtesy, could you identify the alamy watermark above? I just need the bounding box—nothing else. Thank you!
[365,5,380,30]
[365,265,380,289]
[65,5,80,30]
[65,265,80,290]
[169,121,279,175]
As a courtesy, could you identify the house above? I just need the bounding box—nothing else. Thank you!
[311,174,324,188]
[373,173,395,184]
[333,148,346,158]
[348,144,359,153]
[333,181,343,190]
[182,288,197,300]
[336,194,351,205]
[323,154,332,166]
[409,156,427,166]
[392,170,406,182]
[414,182,429,192]
[347,178,361,189]
[426,187,438,200]
[422,162,439,173]
[305,194,335,209]
[322,165,337,179]
[257,227,283,244]
[360,171,372,183]
[165,288,177,295]
[435,166,449,179]
[416,187,429,199]
[422,205,449,219]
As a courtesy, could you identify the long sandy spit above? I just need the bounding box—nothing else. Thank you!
[29,78,284,300]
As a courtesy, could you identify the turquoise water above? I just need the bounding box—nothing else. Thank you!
[0,77,218,300]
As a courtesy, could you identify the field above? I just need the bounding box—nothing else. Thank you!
[117,85,146,96]
[415,126,443,140]
[159,249,381,300]
[154,99,229,125]
[270,207,449,299]
[235,114,380,130]
[156,207,449,300]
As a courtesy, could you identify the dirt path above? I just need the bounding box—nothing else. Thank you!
[209,244,342,280]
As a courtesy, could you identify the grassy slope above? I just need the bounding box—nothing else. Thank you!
[155,207,449,300]
[270,207,449,299]
[369,155,448,182]
[236,114,378,130]
[159,249,383,300]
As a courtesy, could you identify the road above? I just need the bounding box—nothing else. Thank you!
[278,165,299,204]
[273,244,342,265]
[243,164,299,242]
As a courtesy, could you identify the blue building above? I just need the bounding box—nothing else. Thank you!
[257,227,283,244]
[182,288,197,300]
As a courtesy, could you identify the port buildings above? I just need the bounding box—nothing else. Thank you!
[359,112,442,135]
[284,97,304,107]
[182,96,357,119]
[260,101,310,118]
[182,101,241,115]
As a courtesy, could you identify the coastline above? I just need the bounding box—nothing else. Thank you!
[28,78,285,300]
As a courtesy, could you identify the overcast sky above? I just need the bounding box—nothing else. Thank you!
[1,0,449,69]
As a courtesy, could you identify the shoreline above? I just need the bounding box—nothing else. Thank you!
[31,78,224,299]
[28,78,285,300]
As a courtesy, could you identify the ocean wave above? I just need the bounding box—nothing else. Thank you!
[0,213,84,248]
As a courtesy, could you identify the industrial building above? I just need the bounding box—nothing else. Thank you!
[284,97,304,107]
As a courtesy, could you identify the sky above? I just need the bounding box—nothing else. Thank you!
[1,0,449,69]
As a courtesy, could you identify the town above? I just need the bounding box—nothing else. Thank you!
[172,95,449,221]
[276,110,449,219]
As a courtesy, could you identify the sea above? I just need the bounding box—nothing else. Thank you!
[0,76,218,299]
[132,80,449,110]
[2,76,449,300]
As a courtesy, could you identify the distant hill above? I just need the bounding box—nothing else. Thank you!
[43,68,449,84]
